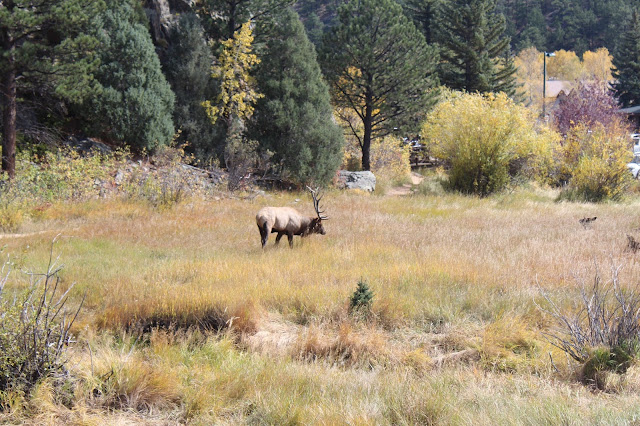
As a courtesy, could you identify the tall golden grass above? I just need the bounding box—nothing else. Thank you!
[3,186,640,423]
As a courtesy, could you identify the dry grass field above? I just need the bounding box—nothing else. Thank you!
[3,182,640,424]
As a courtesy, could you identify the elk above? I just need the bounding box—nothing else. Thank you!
[256,187,328,248]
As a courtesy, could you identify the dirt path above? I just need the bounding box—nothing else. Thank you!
[386,172,425,196]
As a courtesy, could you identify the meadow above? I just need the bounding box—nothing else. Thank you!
[3,182,640,424]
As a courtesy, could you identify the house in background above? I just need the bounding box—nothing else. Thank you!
[542,80,572,119]
[544,80,571,99]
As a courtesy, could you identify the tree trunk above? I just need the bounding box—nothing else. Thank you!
[361,80,373,171]
[362,123,371,171]
[228,0,237,38]
[1,27,16,179]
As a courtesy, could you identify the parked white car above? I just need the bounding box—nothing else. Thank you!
[627,139,640,178]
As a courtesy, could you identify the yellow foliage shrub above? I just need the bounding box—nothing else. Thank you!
[0,203,25,233]
[421,91,558,196]
[555,123,632,202]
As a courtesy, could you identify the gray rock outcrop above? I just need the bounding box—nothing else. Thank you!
[64,137,113,156]
[337,170,376,192]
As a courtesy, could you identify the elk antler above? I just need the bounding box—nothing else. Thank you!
[307,186,329,220]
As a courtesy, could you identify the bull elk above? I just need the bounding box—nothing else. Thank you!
[256,187,328,248]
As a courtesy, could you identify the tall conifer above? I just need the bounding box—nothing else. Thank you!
[612,10,640,108]
[86,0,175,150]
[163,13,223,161]
[0,0,104,178]
[321,0,439,171]
[251,8,343,185]
[436,0,517,96]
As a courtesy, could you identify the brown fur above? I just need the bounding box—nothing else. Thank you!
[256,207,325,248]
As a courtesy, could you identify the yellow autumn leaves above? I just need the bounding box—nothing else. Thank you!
[202,22,263,126]
[421,91,632,200]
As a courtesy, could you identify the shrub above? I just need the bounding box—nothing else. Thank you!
[539,265,640,387]
[349,280,374,315]
[224,137,262,192]
[552,80,621,136]
[371,136,412,186]
[554,123,632,202]
[0,243,83,399]
[0,202,26,233]
[421,91,558,196]
[5,147,127,204]
[120,145,211,209]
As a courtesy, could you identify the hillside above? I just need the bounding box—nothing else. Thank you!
[294,0,640,54]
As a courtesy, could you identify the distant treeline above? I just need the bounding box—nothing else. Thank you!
[298,0,640,55]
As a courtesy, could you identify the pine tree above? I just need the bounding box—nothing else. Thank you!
[436,0,517,96]
[0,0,104,178]
[547,0,597,55]
[512,1,546,51]
[196,0,294,40]
[251,8,343,185]
[86,0,175,150]
[612,10,640,108]
[400,0,441,44]
[349,280,374,313]
[320,0,439,171]
[163,13,224,161]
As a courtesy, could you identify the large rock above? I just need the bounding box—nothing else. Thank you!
[145,0,176,42]
[337,170,376,192]
[64,137,113,156]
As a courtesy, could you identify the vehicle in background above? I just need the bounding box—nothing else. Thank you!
[627,133,640,178]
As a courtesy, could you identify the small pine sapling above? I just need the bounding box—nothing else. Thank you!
[349,280,374,315]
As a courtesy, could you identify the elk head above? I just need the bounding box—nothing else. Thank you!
[307,186,328,235]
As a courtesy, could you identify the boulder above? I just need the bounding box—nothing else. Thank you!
[337,170,376,192]
[145,0,176,43]
[64,137,113,156]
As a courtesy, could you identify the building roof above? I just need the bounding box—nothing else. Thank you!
[620,105,640,114]
[544,80,570,98]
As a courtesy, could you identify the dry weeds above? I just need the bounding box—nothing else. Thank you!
[2,187,640,423]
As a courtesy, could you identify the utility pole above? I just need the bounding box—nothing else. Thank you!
[542,51,555,119]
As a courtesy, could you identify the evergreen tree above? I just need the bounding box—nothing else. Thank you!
[163,13,224,162]
[511,1,546,51]
[546,0,596,55]
[612,10,640,108]
[320,0,439,171]
[85,0,175,150]
[302,12,325,46]
[436,0,518,96]
[349,279,374,314]
[400,0,441,44]
[197,0,294,40]
[0,0,104,178]
[496,0,640,55]
[251,8,343,185]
